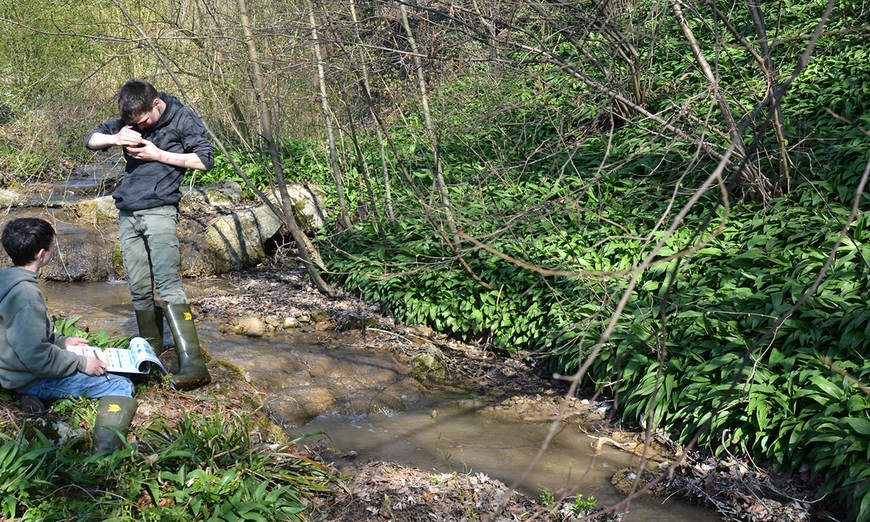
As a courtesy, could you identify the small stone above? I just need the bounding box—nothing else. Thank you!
[282,317,300,329]
[311,310,331,323]
[297,314,311,324]
[236,315,266,337]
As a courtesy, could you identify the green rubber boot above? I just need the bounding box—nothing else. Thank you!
[135,307,164,353]
[165,303,211,390]
[92,396,138,453]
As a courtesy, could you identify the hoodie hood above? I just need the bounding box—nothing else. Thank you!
[0,266,37,304]
[154,92,181,130]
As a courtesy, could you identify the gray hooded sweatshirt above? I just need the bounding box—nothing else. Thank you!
[0,266,85,391]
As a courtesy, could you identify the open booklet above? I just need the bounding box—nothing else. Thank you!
[66,337,168,375]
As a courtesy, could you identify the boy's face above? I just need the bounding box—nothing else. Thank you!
[128,98,162,129]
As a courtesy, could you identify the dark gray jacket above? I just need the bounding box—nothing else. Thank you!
[85,93,214,211]
[0,267,85,391]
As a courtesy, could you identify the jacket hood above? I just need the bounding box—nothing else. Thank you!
[0,267,37,304]
[156,92,182,129]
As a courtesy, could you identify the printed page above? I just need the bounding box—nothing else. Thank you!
[128,337,169,375]
[65,345,141,373]
[65,345,108,365]
[67,339,167,375]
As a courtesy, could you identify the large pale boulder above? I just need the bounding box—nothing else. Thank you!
[74,195,118,223]
[204,205,284,273]
[0,188,22,206]
[266,183,326,234]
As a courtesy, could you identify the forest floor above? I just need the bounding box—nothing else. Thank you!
[186,265,823,522]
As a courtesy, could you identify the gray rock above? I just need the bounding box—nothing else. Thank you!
[266,183,326,234]
[181,180,243,211]
[204,205,284,273]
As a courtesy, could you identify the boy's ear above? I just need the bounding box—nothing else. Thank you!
[35,247,50,264]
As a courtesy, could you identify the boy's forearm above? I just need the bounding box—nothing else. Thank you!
[159,150,208,171]
[87,132,118,150]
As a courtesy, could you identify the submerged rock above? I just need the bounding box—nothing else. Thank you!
[410,345,447,382]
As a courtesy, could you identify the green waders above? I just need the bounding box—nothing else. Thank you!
[135,307,164,353]
[92,396,138,453]
[164,303,211,390]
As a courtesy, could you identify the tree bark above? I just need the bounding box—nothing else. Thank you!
[238,0,335,297]
[308,0,353,231]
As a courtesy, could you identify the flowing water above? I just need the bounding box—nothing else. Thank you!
[41,280,719,521]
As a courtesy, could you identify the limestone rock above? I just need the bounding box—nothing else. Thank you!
[205,205,284,273]
[233,315,266,337]
[0,188,22,206]
[75,195,119,222]
[181,180,242,211]
[283,317,300,328]
[266,183,326,234]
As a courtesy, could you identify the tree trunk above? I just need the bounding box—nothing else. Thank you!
[308,0,352,231]
[348,0,395,222]
[398,2,458,238]
[238,0,335,297]
[669,0,769,200]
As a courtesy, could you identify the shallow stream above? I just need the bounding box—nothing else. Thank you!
[42,280,719,521]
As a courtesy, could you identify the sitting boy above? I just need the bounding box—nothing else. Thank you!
[0,217,137,452]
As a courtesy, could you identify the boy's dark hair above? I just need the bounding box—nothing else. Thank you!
[118,80,159,123]
[2,218,55,267]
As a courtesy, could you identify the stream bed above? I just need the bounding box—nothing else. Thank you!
[42,280,719,521]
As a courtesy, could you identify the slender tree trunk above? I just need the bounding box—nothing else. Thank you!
[307,0,352,231]
[238,0,335,297]
[747,0,790,194]
[344,101,389,249]
[348,0,395,221]
[398,2,458,238]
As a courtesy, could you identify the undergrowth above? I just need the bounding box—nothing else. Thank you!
[0,319,335,519]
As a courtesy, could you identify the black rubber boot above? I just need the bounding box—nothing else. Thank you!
[92,396,138,453]
[135,307,164,353]
[19,395,46,414]
[165,303,211,390]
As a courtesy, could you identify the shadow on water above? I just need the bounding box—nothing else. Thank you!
[41,281,719,522]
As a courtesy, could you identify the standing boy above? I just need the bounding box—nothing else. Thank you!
[0,218,137,452]
[85,80,213,390]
